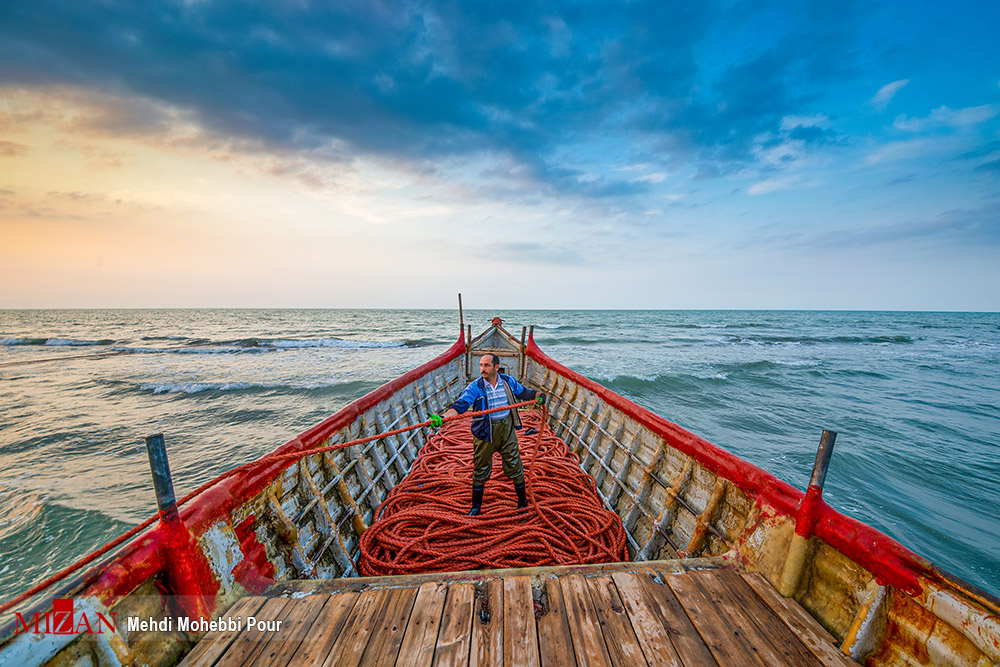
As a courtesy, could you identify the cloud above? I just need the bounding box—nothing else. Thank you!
[894,105,999,132]
[868,79,909,111]
[791,202,1000,251]
[865,137,949,165]
[0,140,30,156]
[485,241,582,265]
[955,140,1000,161]
[0,0,871,199]
[747,174,817,195]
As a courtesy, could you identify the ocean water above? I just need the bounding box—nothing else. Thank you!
[1,309,998,603]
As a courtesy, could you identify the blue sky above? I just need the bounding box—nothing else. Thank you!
[1,0,998,309]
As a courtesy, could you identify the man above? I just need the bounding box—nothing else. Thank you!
[431,354,543,515]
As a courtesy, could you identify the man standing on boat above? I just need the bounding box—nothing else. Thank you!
[431,354,543,516]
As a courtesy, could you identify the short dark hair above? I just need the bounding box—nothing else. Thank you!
[483,353,500,365]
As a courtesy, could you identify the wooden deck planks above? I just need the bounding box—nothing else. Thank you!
[246,593,327,667]
[470,580,504,667]
[322,587,392,667]
[434,582,475,667]
[713,569,820,666]
[560,574,614,667]
[536,578,576,667]
[359,586,419,666]
[287,591,360,666]
[178,596,268,667]
[214,597,292,667]
[741,571,857,667]
[638,574,719,666]
[689,569,798,667]
[666,571,759,666]
[182,564,854,667]
[609,573,683,667]
[397,582,449,667]
[503,577,540,667]
[587,575,648,666]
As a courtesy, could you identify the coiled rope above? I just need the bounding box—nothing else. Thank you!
[357,408,628,576]
[0,399,538,616]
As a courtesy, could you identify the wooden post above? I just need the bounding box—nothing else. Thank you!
[779,429,837,597]
[146,434,179,521]
[144,434,211,619]
[519,326,527,380]
[466,324,473,382]
[458,293,464,338]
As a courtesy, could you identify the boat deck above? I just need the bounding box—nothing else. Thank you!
[178,558,856,666]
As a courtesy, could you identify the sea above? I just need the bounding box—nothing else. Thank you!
[1,309,998,604]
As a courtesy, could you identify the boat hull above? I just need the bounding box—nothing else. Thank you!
[2,321,998,666]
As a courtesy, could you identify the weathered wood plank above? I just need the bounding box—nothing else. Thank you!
[560,574,613,667]
[178,596,268,667]
[359,586,419,667]
[434,582,475,667]
[713,569,818,666]
[638,574,718,666]
[321,588,391,667]
[740,572,856,667]
[397,582,449,667]
[503,576,539,667]
[214,597,291,667]
[587,575,648,666]
[246,593,327,667]
[536,577,576,667]
[688,569,794,666]
[470,580,504,667]
[666,572,757,666]
[286,591,360,666]
[609,573,682,667]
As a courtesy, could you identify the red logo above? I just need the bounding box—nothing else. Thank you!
[13,599,117,635]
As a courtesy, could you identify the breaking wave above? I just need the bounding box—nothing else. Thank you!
[1,337,114,346]
[723,334,916,346]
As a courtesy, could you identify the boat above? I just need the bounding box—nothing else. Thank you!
[2,316,998,666]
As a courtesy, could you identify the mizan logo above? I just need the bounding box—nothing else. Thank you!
[13,599,117,635]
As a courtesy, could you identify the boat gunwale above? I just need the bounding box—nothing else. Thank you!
[0,333,468,626]
[525,330,997,607]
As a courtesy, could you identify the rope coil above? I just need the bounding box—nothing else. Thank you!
[357,407,628,575]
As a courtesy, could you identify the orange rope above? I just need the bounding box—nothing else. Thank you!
[0,400,536,616]
[357,408,628,575]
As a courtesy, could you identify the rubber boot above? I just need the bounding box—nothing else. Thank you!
[468,484,485,516]
[514,481,527,511]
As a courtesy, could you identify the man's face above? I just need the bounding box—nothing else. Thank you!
[480,355,498,381]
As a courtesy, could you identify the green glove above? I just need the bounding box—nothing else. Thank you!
[536,394,545,406]
[428,413,443,427]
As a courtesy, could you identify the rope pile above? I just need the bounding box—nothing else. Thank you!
[357,409,628,576]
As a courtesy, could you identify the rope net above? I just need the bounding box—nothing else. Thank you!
[357,409,628,576]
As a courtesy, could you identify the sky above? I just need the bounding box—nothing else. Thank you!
[1,0,998,310]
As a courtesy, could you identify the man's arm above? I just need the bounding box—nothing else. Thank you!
[429,384,476,426]
[504,374,539,401]
[444,382,479,416]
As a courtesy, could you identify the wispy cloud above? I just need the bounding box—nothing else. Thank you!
[747,174,819,195]
[869,79,909,111]
[790,202,1000,251]
[485,241,583,265]
[865,137,955,165]
[894,105,999,132]
[0,140,30,156]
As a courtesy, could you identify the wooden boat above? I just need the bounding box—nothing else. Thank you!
[2,317,998,666]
